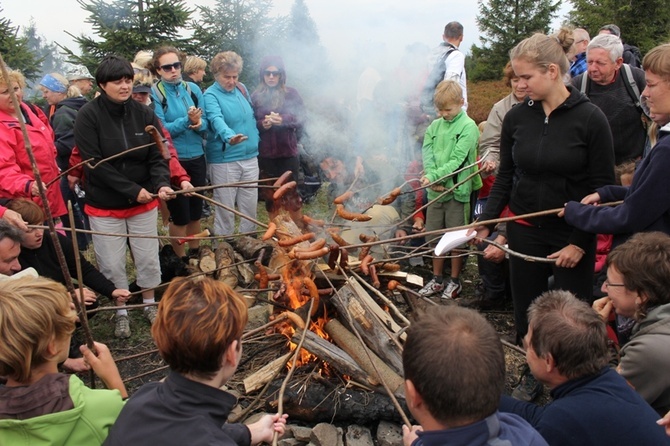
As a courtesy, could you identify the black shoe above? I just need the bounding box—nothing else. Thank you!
[512,365,542,402]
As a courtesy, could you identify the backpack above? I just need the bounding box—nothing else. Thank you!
[623,44,642,69]
[420,45,457,113]
[580,64,644,115]
[152,80,199,112]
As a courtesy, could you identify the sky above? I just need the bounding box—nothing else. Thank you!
[3,0,572,69]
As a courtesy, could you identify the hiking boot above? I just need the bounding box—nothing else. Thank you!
[512,365,542,402]
[418,278,445,297]
[441,280,462,300]
[115,315,131,339]
[144,306,158,324]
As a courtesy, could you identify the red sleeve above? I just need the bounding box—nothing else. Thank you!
[160,124,190,185]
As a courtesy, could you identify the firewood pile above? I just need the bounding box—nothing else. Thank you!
[179,204,429,425]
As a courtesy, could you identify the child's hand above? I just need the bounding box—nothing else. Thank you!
[81,342,127,398]
[248,413,288,445]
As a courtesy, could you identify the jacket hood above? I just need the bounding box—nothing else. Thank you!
[258,55,286,86]
[57,96,88,111]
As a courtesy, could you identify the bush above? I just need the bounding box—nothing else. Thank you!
[468,80,510,124]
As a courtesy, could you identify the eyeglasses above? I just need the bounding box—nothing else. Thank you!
[134,67,150,75]
[264,70,281,77]
[604,280,625,289]
[160,62,182,72]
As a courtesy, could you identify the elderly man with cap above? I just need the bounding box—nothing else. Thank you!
[66,65,95,96]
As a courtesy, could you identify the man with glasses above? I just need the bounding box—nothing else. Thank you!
[569,28,590,78]
[500,290,668,445]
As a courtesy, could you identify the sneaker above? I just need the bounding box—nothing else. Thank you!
[144,306,158,324]
[441,280,462,300]
[512,365,542,402]
[115,315,131,338]
[418,278,445,297]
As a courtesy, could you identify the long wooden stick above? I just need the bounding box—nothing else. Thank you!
[45,141,159,187]
[0,55,96,353]
[193,192,268,229]
[343,201,624,251]
[272,297,315,446]
[67,203,96,388]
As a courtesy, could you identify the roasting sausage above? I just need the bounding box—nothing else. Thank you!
[278,232,315,247]
[333,190,354,205]
[378,187,402,205]
[273,170,293,188]
[261,222,277,241]
[336,204,372,222]
[302,214,325,227]
[360,254,374,275]
[273,181,297,200]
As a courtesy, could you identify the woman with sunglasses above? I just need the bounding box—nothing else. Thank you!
[150,47,208,258]
[251,56,305,220]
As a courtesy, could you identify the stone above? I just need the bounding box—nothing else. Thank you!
[278,440,305,446]
[290,425,312,442]
[376,421,403,446]
[310,422,339,446]
[345,424,374,446]
[246,304,271,329]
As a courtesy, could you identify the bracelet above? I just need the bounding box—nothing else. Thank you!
[570,244,586,255]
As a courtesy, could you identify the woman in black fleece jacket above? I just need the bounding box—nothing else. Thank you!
[473,30,615,343]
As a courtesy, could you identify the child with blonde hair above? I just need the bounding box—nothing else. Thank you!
[0,276,126,444]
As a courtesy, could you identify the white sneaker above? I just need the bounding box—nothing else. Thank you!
[418,278,445,297]
[441,280,463,300]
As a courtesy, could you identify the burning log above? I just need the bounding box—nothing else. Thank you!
[324,319,404,397]
[291,329,372,387]
[329,279,405,374]
[264,376,405,424]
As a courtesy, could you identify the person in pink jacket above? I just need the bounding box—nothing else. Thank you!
[0,69,66,220]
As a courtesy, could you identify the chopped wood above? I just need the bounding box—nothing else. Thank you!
[232,236,274,265]
[324,319,404,397]
[243,352,292,393]
[214,241,238,288]
[330,279,405,374]
[198,245,217,274]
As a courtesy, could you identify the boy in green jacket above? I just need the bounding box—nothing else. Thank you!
[419,80,481,300]
[0,276,126,445]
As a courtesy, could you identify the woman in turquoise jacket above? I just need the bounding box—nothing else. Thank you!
[151,47,208,257]
[204,51,260,237]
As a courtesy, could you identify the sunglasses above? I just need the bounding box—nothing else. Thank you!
[134,67,150,75]
[264,70,281,77]
[160,62,182,72]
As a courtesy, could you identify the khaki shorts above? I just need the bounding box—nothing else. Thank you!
[425,199,469,245]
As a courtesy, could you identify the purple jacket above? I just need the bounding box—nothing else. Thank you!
[252,86,305,159]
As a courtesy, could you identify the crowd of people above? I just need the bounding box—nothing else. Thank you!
[1,19,670,446]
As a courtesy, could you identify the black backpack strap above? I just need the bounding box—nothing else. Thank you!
[184,82,198,108]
